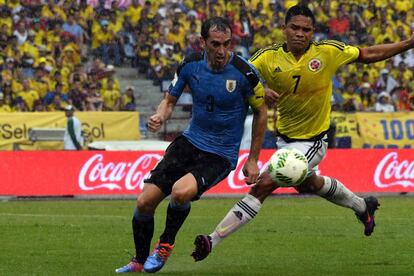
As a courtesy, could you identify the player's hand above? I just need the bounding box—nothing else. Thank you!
[242,159,260,185]
[147,114,164,132]
[264,88,279,107]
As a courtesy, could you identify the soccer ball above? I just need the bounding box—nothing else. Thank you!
[267,148,308,187]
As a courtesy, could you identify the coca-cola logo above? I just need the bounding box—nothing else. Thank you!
[374,152,414,188]
[79,154,162,191]
[227,153,270,189]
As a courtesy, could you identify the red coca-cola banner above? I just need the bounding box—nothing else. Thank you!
[0,150,413,196]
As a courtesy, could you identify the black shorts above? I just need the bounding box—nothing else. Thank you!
[144,135,232,201]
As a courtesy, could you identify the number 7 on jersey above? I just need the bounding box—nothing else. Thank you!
[292,75,301,94]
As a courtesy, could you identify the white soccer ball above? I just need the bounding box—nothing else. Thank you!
[267,148,309,187]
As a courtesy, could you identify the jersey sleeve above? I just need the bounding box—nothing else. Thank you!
[249,46,275,87]
[231,55,265,110]
[326,40,360,67]
[247,66,265,110]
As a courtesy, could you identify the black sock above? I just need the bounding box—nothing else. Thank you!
[132,209,154,264]
[159,202,191,245]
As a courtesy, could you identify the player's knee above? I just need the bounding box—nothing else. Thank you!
[171,181,197,204]
[170,188,192,205]
[136,196,157,214]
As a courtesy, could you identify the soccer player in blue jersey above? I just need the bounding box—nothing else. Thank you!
[115,17,267,273]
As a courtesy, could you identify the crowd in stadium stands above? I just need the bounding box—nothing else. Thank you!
[0,0,413,113]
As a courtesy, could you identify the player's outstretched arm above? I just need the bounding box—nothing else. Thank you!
[147,93,177,132]
[360,32,414,64]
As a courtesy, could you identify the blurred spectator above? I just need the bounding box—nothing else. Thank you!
[12,96,28,112]
[33,99,46,112]
[252,25,272,53]
[13,20,28,45]
[393,61,413,86]
[342,83,363,112]
[166,21,185,51]
[41,0,67,21]
[0,93,12,112]
[87,57,106,79]
[375,92,395,112]
[43,83,69,106]
[120,86,136,111]
[100,64,120,91]
[153,35,173,57]
[359,83,375,111]
[409,92,414,111]
[102,78,120,111]
[149,48,168,85]
[375,69,399,94]
[85,83,103,111]
[184,21,201,54]
[46,94,67,111]
[394,49,414,68]
[395,87,411,111]
[118,20,136,66]
[1,58,16,85]
[0,24,11,49]
[124,0,142,27]
[328,9,349,42]
[135,33,151,74]
[62,14,85,44]
[93,19,121,66]
[68,82,87,111]
[18,80,39,111]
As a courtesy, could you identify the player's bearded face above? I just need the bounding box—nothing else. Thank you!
[284,15,314,54]
[203,28,232,70]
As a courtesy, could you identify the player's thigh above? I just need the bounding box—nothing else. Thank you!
[144,135,194,196]
[276,136,328,177]
[189,152,232,201]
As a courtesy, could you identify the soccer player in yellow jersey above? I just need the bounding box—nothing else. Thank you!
[192,5,414,262]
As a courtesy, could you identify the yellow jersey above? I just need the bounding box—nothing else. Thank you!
[250,41,360,139]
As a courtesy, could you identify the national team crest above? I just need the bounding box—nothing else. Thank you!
[308,58,322,72]
[226,80,237,92]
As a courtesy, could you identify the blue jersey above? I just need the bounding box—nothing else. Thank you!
[169,52,264,168]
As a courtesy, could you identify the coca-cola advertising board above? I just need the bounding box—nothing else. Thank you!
[1,150,413,196]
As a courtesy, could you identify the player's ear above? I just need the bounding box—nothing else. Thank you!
[200,36,206,49]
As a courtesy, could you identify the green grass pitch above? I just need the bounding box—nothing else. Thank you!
[1,196,413,275]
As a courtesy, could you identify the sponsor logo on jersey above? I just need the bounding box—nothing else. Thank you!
[274,66,282,72]
[226,80,237,92]
[308,58,322,72]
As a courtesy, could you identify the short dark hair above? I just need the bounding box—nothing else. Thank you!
[201,17,231,40]
[285,5,315,26]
